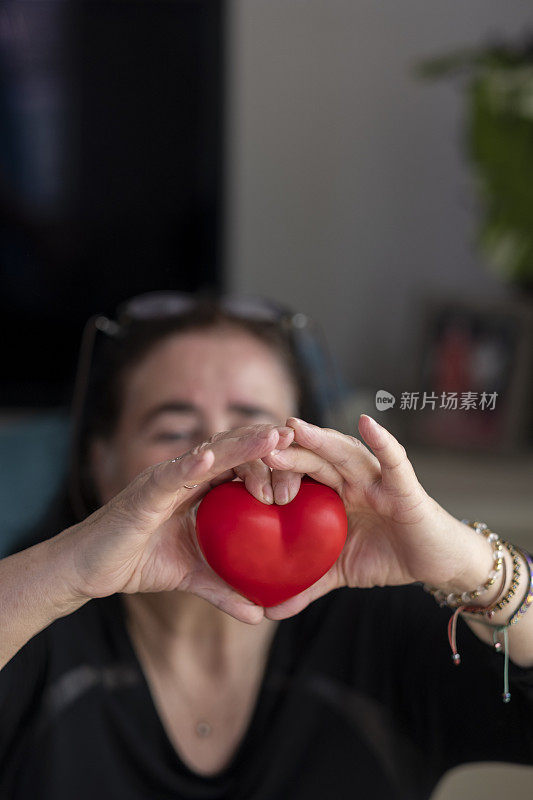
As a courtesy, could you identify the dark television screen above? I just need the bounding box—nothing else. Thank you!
[0,0,225,406]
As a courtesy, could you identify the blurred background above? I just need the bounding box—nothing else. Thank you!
[1,2,533,791]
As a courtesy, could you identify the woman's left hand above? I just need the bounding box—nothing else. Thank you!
[260,414,491,619]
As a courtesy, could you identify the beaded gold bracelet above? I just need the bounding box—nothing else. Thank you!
[491,541,521,616]
[447,543,533,704]
[461,540,520,620]
[423,520,504,609]
[506,547,533,627]
[459,556,508,619]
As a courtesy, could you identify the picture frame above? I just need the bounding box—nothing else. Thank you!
[407,295,533,453]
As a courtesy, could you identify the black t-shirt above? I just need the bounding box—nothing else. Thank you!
[1,584,532,800]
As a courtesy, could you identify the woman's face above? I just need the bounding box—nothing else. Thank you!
[91,326,299,503]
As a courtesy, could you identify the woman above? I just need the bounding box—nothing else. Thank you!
[1,293,532,800]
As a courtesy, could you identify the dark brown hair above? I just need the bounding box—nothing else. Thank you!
[75,300,323,517]
[11,299,326,553]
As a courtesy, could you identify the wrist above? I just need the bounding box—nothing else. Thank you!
[433,518,501,600]
[0,533,90,670]
[41,528,93,617]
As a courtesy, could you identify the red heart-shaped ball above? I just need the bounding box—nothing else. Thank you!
[195,477,348,607]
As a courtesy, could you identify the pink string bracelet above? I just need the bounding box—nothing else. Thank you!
[448,544,533,703]
[447,559,507,665]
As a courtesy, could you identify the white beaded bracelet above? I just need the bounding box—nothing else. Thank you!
[423,520,504,609]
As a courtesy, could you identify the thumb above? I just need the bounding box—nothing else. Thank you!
[118,425,284,524]
[120,449,216,523]
[358,414,418,496]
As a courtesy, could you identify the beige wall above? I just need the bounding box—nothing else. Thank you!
[225,2,533,795]
[225,0,533,394]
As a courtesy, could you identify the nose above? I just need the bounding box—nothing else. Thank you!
[193,415,229,445]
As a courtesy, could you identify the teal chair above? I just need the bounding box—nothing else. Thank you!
[0,412,70,556]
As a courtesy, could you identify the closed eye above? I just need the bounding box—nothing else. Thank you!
[153,431,193,442]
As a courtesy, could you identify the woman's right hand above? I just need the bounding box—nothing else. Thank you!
[54,424,295,623]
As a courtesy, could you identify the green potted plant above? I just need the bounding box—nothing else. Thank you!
[418,38,533,295]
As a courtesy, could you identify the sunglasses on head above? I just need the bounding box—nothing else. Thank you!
[92,291,312,337]
[69,290,345,519]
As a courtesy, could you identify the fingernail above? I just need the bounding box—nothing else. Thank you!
[361,414,386,442]
[262,485,274,504]
[288,417,311,429]
[362,414,381,430]
[274,485,289,504]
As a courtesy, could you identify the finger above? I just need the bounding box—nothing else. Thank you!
[285,417,380,484]
[183,566,265,624]
[233,459,275,504]
[232,444,303,504]
[119,449,214,522]
[135,425,292,518]
[173,424,290,491]
[190,424,296,500]
[270,468,302,505]
[184,424,296,502]
[206,468,240,488]
[357,414,418,496]
[262,443,344,494]
[209,423,295,451]
[263,565,341,620]
[202,462,303,506]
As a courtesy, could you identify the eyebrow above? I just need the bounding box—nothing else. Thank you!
[140,401,278,427]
